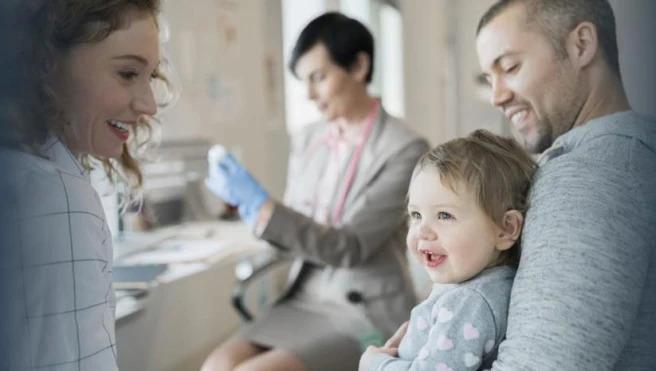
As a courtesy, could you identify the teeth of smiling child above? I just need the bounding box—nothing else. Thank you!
[109,120,129,131]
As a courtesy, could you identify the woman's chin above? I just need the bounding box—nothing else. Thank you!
[91,147,124,160]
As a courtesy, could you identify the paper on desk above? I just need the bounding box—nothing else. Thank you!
[119,238,241,265]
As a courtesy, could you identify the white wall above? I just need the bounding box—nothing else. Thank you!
[159,0,288,198]
[400,0,450,146]
[610,0,656,117]
[282,0,329,134]
[452,0,506,138]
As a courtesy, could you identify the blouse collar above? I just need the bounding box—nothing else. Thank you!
[39,135,87,179]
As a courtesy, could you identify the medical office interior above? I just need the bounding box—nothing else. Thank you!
[103,0,656,370]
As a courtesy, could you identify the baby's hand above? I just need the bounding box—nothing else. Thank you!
[359,322,409,371]
[384,321,409,349]
[359,345,398,371]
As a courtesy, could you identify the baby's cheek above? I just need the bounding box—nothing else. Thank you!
[406,233,423,264]
[406,230,417,250]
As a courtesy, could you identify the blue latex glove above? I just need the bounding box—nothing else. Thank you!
[205,153,269,227]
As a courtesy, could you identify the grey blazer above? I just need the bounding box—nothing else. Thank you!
[261,108,430,337]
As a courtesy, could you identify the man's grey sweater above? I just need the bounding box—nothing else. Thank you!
[492,111,656,370]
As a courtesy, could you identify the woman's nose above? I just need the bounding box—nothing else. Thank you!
[306,83,317,101]
[132,84,157,116]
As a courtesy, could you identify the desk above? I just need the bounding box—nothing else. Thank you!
[113,221,271,371]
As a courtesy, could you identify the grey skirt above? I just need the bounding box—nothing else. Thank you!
[239,297,379,371]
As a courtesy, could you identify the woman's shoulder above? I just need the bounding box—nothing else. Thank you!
[1,149,62,216]
[379,110,424,141]
[1,147,59,185]
[374,110,429,154]
[1,147,97,219]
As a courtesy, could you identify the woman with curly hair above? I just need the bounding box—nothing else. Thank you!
[0,1,169,370]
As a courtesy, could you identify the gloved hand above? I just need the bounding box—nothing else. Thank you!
[205,153,269,227]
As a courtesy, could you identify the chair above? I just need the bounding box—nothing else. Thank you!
[231,250,292,322]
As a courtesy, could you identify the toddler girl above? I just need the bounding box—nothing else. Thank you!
[360,129,536,371]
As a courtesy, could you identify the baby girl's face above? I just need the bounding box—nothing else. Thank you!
[406,168,504,284]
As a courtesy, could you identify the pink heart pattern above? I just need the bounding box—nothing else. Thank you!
[463,323,480,340]
[416,316,429,331]
[435,363,454,371]
[436,334,454,351]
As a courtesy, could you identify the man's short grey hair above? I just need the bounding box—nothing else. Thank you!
[476,0,620,77]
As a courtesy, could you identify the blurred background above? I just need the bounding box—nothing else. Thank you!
[104,1,656,370]
[122,0,656,224]
[2,1,653,370]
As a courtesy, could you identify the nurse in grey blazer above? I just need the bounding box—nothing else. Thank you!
[203,12,429,371]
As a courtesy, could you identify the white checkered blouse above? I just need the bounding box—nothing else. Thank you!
[8,136,117,371]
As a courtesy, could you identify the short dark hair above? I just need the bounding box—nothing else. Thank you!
[289,12,374,83]
[477,0,620,77]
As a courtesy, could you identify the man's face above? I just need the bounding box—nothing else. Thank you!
[476,3,583,154]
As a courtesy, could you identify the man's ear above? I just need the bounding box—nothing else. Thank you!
[350,52,370,83]
[566,21,599,69]
[496,210,523,251]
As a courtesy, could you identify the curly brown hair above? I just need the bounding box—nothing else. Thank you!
[16,0,170,192]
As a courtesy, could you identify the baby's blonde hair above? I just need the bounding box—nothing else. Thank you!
[413,129,537,267]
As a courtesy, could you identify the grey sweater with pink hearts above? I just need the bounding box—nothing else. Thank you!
[365,266,515,371]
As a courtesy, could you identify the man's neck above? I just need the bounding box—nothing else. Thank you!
[574,72,631,128]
